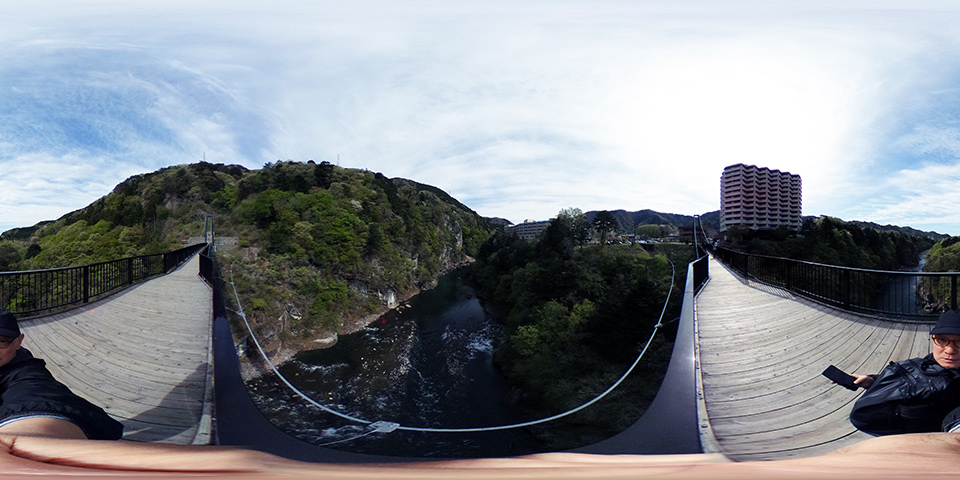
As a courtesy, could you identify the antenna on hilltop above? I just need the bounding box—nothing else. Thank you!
[337,154,340,166]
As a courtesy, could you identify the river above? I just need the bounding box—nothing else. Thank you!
[245,270,547,458]
[874,250,929,316]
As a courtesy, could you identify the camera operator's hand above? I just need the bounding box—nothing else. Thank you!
[853,374,875,389]
[3,430,960,479]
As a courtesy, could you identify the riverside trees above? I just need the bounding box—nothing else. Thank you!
[925,236,960,272]
[745,216,936,270]
[6,161,496,340]
[473,208,693,448]
[592,210,619,245]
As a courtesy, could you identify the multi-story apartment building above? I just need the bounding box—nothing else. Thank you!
[504,219,551,241]
[720,163,802,232]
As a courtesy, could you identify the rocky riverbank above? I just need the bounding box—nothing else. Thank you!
[236,258,475,383]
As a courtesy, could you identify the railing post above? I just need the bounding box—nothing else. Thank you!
[842,269,851,310]
[127,258,134,286]
[952,275,958,311]
[786,263,793,291]
[82,265,90,304]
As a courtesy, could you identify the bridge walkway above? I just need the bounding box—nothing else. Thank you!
[12,250,934,461]
[695,256,933,461]
[18,254,213,444]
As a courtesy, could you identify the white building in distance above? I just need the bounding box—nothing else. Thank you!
[504,219,551,241]
[720,163,802,232]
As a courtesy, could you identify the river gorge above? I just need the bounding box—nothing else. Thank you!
[245,270,548,458]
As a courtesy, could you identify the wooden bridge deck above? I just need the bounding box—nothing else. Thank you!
[18,254,213,444]
[695,256,934,461]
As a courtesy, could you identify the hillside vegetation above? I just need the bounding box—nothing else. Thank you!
[924,236,960,272]
[1,161,495,351]
[739,216,937,270]
[585,208,719,234]
[472,208,695,448]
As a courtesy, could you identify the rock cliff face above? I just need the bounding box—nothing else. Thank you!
[237,251,476,381]
[210,163,494,377]
[7,160,494,379]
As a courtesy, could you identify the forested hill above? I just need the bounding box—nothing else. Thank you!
[848,220,948,241]
[0,161,496,347]
[584,209,946,242]
[584,209,719,233]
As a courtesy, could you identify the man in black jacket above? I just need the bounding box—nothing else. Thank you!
[849,310,960,435]
[0,310,123,439]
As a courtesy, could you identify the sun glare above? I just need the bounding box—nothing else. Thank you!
[606,48,851,177]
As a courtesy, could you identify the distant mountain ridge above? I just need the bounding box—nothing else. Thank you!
[0,161,496,350]
[582,209,719,233]
[847,220,948,241]
[574,209,946,241]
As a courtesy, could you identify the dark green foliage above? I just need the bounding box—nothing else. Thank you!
[635,224,676,240]
[0,241,24,272]
[5,160,494,339]
[589,209,715,234]
[309,280,351,331]
[592,210,619,245]
[918,237,960,308]
[924,236,960,272]
[222,162,495,334]
[746,216,935,270]
[26,220,151,267]
[472,212,694,447]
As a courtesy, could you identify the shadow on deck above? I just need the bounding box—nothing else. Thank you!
[695,256,934,461]
[16,251,925,463]
[18,254,213,444]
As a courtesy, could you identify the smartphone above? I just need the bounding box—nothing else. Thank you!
[822,365,859,390]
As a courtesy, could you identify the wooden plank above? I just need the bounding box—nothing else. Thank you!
[22,316,209,388]
[25,326,206,380]
[696,257,937,461]
[117,417,200,444]
[17,255,213,444]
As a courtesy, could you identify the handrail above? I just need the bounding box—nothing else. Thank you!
[576,253,708,454]
[714,247,955,319]
[205,246,709,453]
[224,257,682,434]
[0,243,206,317]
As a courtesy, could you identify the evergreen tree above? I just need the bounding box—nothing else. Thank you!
[592,210,619,246]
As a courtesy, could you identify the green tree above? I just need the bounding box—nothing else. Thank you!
[558,207,590,247]
[593,210,619,246]
[635,224,666,240]
[926,237,960,272]
[473,227,693,448]
[0,241,24,271]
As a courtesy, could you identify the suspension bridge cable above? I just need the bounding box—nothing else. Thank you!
[228,273,375,426]
[692,215,700,258]
[228,257,677,434]
[696,216,711,252]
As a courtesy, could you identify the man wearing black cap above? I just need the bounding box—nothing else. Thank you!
[930,309,960,369]
[847,310,960,435]
[0,310,123,439]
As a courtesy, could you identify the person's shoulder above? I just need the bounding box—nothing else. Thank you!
[4,348,41,369]
[13,348,36,362]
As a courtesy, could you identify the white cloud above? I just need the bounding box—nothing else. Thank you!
[3,1,960,235]
[894,125,960,160]
[859,163,960,233]
[0,152,140,229]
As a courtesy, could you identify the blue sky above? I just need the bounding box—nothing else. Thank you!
[3,1,960,235]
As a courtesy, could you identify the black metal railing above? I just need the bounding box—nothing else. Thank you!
[0,243,207,316]
[691,254,709,294]
[714,247,957,319]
